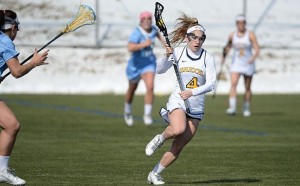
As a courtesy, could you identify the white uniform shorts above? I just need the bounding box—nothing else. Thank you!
[159,99,204,124]
[230,60,256,76]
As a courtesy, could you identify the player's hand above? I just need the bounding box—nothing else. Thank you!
[179,90,193,100]
[165,44,173,57]
[247,58,255,64]
[31,49,49,67]
[143,39,152,48]
[217,72,222,80]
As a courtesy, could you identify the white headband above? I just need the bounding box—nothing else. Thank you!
[187,25,206,34]
[1,16,20,30]
[1,23,14,30]
[236,15,246,22]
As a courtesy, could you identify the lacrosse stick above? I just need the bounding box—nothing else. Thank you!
[0,5,96,84]
[154,2,191,113]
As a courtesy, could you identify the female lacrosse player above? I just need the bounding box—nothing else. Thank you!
[124,11,164,126]
[221,14,260,117]
[0,10,49,185]
[145,13,216,185]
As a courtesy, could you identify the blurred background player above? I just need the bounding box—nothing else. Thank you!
[124,11,164,126]
[145,14,216,185]
[221,14,260,117]
[0,10,49,185]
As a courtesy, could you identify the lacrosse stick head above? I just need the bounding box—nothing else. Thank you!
[155,2,171,47]
[154,2,168,37]
[63,5,96,33]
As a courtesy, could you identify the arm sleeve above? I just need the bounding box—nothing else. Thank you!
[156,55,173,74]
[3,47,19,62]
[128,28,141,43]
[156,47,182,74]
[1,38,19,62]
[191,54,217,95]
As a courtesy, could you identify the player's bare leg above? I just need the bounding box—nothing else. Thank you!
[243,75,252,117]
[0,101,26,185]
[147,118,199,185]
[124,81,139,126]
[227,72,240,115]
[141,72,155,125]
[160,118,199,166]
[145,109,186,156]
[162,109,187,140]
[0,102,19,156]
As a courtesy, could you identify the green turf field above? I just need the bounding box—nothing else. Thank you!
[1,94,299,186]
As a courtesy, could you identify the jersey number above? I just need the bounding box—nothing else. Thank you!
[239,49,245,57]
[186,77,199,89]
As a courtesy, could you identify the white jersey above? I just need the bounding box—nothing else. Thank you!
[157,46,216,119]
[231,31,255,76]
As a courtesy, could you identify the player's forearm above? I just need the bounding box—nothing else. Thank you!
[251,49,260,61]
[191,80,216,95]
[192,60,217,95]
[127,43,146,52]
[222,41,232,63]
[247,49,260,64]
[11,62,36,78]
[222,46,230,59]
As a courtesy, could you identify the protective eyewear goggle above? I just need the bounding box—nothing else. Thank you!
[187,33,206,42]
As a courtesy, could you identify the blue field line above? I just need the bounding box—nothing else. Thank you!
[6,99,267,137]
[200,125,267,137]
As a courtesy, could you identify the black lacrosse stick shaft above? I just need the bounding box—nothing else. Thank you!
[0,32,64,84]
[154,2,191,113]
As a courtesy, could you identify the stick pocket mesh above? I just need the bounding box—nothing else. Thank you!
[63,5,96,33]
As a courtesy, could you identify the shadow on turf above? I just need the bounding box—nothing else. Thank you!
[170,178,261,185]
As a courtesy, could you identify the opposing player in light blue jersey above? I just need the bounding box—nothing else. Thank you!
[0,10,48,185]
[221,14,260,117]
[145,14,216,185]
[124,11,164,126]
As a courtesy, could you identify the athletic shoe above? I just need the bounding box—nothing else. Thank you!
[226,107,236,115]
[145,134,164,156]
[0,167,26,185]
[243,110,251,117]
[124,113,133,126]
[143,115,153,125]
[147,171,165,185]
[159,108,170,124]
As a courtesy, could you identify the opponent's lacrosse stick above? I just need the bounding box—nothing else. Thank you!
[0,5,96,84]
[154,2,191,113]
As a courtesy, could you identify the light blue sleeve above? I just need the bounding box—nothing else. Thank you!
[0,37,19,62]
[2,47,19,62]
[0,33,19,75]
[128,28,142,44]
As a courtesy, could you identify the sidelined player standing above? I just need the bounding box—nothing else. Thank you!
[124,11,165,126]
[221,14,260,117]
[145,13,216,185]
[0,10,49,185]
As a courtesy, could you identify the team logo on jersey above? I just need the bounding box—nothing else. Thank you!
[180,67,204,76]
